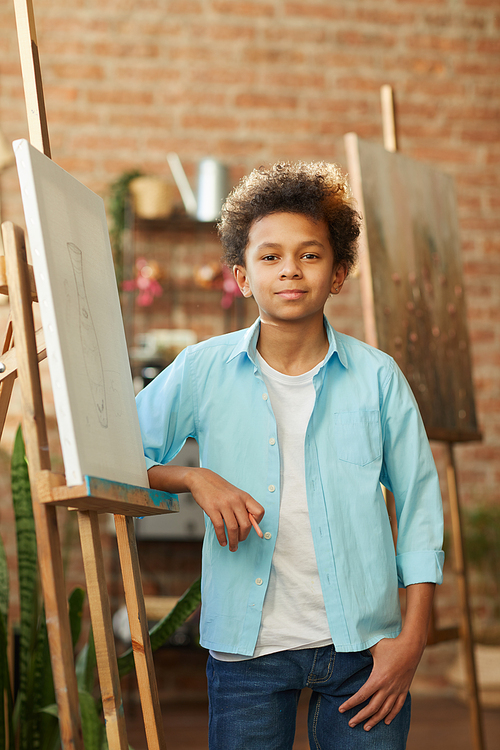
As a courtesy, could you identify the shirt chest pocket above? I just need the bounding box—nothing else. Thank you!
[333,410,382,466]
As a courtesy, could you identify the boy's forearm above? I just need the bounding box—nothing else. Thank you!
[147,464,199,494]
[399,582,435,656]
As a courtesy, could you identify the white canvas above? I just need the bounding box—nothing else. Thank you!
[14,139,149,488]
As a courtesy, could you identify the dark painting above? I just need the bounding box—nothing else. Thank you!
[349,137,479,442]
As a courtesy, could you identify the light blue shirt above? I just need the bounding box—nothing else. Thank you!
[136,318,444,655]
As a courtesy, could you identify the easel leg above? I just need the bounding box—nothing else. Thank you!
[445,442,485,750]
[115,514,167,750]
[3,221,83,750]
[78,510,129,750]
[0,314,16,437]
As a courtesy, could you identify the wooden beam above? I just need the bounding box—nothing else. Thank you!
[78,511,129,750]
[0,254,39,300]
[115,515,167,750]
[445,443,485,750]
[380,84,397,153]
[36,471,180,517]
[13,0,51,157]
[3,220,83,749]
[344,132,378,349]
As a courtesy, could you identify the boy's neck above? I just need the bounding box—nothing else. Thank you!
[256,314,329,376]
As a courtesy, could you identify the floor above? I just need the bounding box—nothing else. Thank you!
[125,693,500,749]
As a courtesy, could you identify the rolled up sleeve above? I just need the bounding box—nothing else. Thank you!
[379,362,445,588]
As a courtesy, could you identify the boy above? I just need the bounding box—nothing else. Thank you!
[136,162,444,750]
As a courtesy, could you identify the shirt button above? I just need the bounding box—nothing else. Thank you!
[268,484,276,492]
[269,438,276,446]
[264,532,272,540]
[262,393,268,401]
[255,578,263,586]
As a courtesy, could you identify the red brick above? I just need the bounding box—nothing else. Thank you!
[235,93,297,110]
[460,127,500,143]
[193,68,257,85]
[88,90,154,105]
[408,147,475,164]
[408,34,471,52]
[336,77,385,92]
[465,0,500,6]
[72,134,139,151]
[337,31,397,48]
[353,8,415,25]
[263,27,327,43]
[92,42,160,58]
[181,114,240,132]
[114,66,180,83]
[264,72,326,89]
[211,1,276,17]
[208,24,257,41]
[49,63,105,80]
[242,47,305,65]
[46,109,100,126]
[455,61,500,76]
[44,85,80,102]
[284,2,345,19]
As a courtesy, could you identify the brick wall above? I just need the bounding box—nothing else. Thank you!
[0,0,499,637]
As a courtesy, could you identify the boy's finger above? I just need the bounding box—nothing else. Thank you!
[339,681,375,712]
[383,693,407,725]
[249,513,264,538]
[359,695,397,731]
[211,514,228,548]
[346,694,385,727]
[246,497,265,523]
[224,516,241,551]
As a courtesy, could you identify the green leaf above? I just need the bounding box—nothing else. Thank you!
[11,426,38,750]
[31,608,57,750]
[0,532,11,750]
[79,690,104,750]
[108,169,142,286]
[0,529,8,621]
[38,705,58,719]
[117,576,201,678]
[68,588,85,650]
[75,628,97,694]
[0,609,14,750]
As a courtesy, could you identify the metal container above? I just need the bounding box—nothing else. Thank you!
[196,158,228,222]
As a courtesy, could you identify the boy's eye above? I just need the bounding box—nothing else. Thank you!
[262,254,279,261]
[302,253,319,260]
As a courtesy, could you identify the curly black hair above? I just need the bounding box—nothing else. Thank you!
[218,162,361,274]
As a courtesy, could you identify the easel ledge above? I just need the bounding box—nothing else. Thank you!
[37,471,180,516]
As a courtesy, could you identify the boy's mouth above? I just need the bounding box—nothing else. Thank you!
[276,289,307,300]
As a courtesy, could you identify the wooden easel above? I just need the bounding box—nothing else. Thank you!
[344,85,485,750]
[0,1,180,748]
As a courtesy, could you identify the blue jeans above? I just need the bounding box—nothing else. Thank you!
[207,645,411,750]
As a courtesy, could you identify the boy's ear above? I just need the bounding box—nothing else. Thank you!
[233,265,253,298]
[330,262,348,294]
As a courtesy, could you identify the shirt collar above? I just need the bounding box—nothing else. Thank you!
[226,317,348,370]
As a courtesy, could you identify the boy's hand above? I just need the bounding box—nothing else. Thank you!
[338,634,422,731]
[338,581,434,731]
[187,468,265,552]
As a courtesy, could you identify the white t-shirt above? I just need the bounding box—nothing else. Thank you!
[211,352,332,661]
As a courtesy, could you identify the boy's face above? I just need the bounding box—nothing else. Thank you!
[233,212,346,327]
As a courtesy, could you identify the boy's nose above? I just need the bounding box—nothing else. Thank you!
[279,260,301,278]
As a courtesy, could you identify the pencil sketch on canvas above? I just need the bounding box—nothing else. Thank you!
[67,242,108,429]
